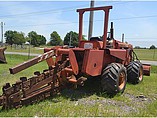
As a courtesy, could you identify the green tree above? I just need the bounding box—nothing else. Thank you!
[28,31,39,46]
[49,31,62,46]
[134,46,141,49]
[28,31,46,46]
[14,32,25,45]
[5,30,26,47]
[64,31,86,47]
[5,30,16,47]
[39,35,46,45]
[150,45,156,49]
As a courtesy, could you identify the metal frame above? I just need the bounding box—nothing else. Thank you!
[77,6,112,48]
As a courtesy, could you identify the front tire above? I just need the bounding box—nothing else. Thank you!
[101,63,127,95]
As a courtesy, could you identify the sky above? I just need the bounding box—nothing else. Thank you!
[0,1,157,48]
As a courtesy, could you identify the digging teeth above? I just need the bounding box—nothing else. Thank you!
[34,71,40,76]
[20,77,27,82]
[0,59,68,109]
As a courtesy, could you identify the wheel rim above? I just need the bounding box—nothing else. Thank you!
[139,67,143,81]
[119,72,126,90]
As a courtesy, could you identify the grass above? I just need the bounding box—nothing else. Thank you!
[4,45,157,61]
[0,54,157,117]
[134,49,157,61]
[5,45,44,54]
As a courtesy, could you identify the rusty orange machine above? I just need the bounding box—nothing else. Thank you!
[0,47,7,63]
[0,6,150,109]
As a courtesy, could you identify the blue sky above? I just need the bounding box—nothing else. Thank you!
[0,1,157,48]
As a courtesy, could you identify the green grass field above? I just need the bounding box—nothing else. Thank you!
[134,49,157,61]
[5,45,157,61]
[0,54,157,117]
[5,45,44,54]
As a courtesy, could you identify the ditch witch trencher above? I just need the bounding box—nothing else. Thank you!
[0,6,150,109]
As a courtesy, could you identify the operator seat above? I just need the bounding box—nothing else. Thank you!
[106,37,114,48]
[90,36,102,41]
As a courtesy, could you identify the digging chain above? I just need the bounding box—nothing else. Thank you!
[0,59,68,109]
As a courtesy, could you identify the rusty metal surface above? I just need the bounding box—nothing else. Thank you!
[77,6,112,12]
[0,47,7,63]
[69,50,79,75]
[9,50,54,74]
[82,49,104,76]
[142,64,151,76]
[109,49,127,61]
[0,59,69,109]
[77,6,112,49]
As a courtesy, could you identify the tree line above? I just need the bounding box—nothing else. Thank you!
[134,45,156,49]
[4,30,85,47]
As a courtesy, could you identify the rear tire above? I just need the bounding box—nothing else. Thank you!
[101,63,127,95]
[127,61,143,84]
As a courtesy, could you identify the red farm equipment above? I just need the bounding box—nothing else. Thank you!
[0,47,7,63]
[0,6,150,109]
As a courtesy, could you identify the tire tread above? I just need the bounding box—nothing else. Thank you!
[101,63,127,94]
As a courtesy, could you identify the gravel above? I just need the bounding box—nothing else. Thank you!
[76,96,137,115]
[60,88,155,116]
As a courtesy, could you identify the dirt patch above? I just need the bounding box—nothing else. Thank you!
[76,97,137,115]
[123,93,154,108]
[61,88,155,116]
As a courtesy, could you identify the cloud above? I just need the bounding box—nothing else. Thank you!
[2,2,77,41]
[1,1,157,48]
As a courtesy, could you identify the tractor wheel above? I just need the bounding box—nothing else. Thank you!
[101,63,127,95]
[127,61,143,84]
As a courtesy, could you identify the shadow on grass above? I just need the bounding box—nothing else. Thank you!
[0,76,117,112]
[60,76,115,101]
